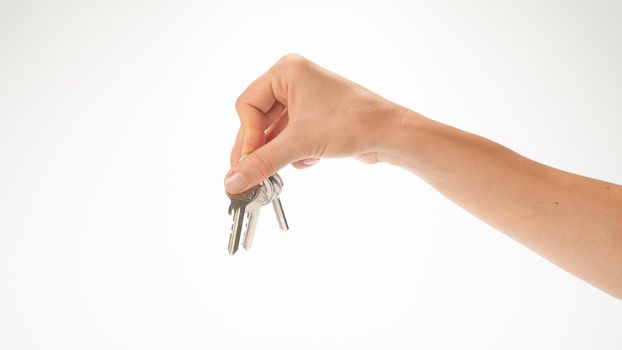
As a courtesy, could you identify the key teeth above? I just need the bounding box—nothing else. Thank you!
[241,212,248,247]
[242,211,256,251]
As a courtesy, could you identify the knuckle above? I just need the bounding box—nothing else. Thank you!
[275,53,310,75]
[278,53,305,65]
[234,96,245,113]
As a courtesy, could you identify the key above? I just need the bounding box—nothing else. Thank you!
[268,174,289,231]
[242,179,274,251]
[227,186,261,255]
[226,173,290,255]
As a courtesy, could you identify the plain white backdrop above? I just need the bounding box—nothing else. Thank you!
[1,0,621,349]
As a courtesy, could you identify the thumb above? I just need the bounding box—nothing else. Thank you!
[224,133,299,194]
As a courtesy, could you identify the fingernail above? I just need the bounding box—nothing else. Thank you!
[302,158,320,166]
[225,172,248,193]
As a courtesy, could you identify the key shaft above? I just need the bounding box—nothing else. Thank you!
[242,178,273,250]
[227,187,261,255]
[242,206,261,250]
[272,197,289,231]
[268,174,289,231]
[228,203,246,255]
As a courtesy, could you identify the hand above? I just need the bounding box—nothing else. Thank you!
[222,54,622,298]
[224,54,404,193]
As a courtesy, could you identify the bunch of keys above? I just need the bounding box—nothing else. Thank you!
[226,173,289,255]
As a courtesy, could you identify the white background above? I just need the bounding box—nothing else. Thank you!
[1,0,621,349]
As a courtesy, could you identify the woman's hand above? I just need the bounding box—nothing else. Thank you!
[224,54,622,298]
[224,54,405,194]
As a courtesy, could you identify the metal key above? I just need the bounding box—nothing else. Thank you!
[227,186,261,255]
[242,178,274,251]
[226,173,290,255]
[268,174,289,231]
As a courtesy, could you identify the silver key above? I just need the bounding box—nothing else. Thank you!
[226,173,290,255]
[227,186,261,255]
[242,179,274,251]
[269,174,289,231]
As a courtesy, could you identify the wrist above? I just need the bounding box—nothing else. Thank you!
[363,100,427,167]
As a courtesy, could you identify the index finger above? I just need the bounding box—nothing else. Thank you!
[234,70,282,156]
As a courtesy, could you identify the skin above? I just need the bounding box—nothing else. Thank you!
[225,54,622,299]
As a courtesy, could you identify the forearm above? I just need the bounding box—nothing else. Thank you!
[227,55,622,297]
[375,105,622,298]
